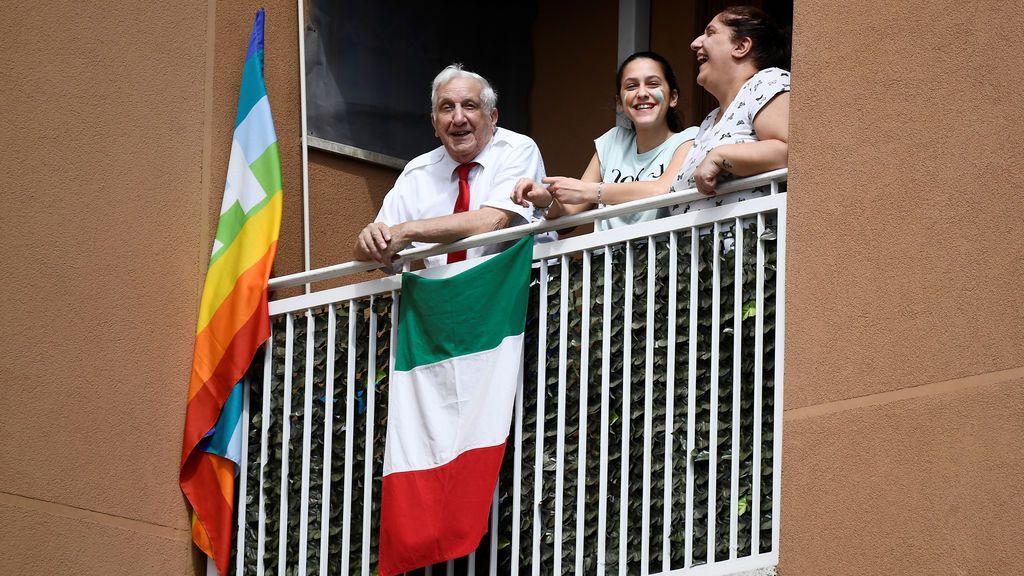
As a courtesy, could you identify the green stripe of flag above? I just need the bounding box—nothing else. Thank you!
[395,235,534,372]
[209,190,279,265]
[249,141,282,198]
[209,142,281,265]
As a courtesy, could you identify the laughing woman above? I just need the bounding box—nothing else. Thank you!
[673,5,790,208]
[511,51,698,231]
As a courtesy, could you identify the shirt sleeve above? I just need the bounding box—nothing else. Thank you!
[593,126,626,182]
[375,173,411,226]
[478,138,545,225]
[746,68,791,122]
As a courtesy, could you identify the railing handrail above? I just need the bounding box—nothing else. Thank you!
[268,168,788,291]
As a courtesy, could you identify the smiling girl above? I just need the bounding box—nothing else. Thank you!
[512,51,698,231]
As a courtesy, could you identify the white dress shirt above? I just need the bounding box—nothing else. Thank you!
[376,127,546,268]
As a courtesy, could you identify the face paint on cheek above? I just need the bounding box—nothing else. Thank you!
[652,90,665,104]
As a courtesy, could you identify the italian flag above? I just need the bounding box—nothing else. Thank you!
[379,235,534,576]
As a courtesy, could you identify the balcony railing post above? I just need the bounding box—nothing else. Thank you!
[662,231,679,572]
[684,230,699,569]
[729,219,744,560]
[708,222,722,564]
[619,240,634,575]
[317,304,337,575]
[531,258,549,576]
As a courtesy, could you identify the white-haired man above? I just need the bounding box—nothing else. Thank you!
[354,64,545,268]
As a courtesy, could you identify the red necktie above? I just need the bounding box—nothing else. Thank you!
[448,162,477,263]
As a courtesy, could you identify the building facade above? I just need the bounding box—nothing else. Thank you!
[1,0,1022,574]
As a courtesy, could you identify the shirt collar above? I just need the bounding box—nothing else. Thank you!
[439,127,505,177]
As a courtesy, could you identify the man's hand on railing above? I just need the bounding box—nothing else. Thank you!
[354,221,406,264]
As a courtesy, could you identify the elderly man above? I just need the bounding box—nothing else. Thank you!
[354,64,545,268]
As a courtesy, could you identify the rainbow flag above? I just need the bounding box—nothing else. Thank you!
[180,9,282,576]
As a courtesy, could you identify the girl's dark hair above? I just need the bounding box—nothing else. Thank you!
[615,51,685,133]
[719,5,791,70]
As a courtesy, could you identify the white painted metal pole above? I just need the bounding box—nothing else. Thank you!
[641,237,656,575]
[554,255,569,573]
[278,314,295,576]
[708,223,721,565]
[662,232,678,572]
[318,305,337,575]
[531,260,549,576]
[772,203,787,556]
[684,232,698,569]
[751,214,766,555]
[296,0,312,292]
[575,250,591,575]
[340,302,357,575]
[235,358,252,576]
[730,219,743,560]
[489,483,499,576]
[619,242,634,575]
[512,338,525,576]
[361,298,378,576]
[597,247,613,575]
[297,311,316,576]
[256,326,274,576]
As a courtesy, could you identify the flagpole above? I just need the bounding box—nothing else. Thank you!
[297,0,312,294]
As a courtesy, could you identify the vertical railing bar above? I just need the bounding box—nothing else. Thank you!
[641,236,656,576]
[425,565,433,576]
[574,249,592,575]
[751,213,766,555]
[490,482,499,576]
[298,311,316,576]
[772,201,788,555]
[618,241,634,576]
[662,232,678,572]
[512,339,525,576]
[388,291,401,574]
[361,297,379,576]
[277,313,295,576]
[770,179,779,195]
[684,232,698,569]
[531,259,549,576]
[597,246,613,576]
[469,552,476,575]
[340,301,357,575]
[447,560,454,576]
[554,254,570,573]
[708,223,721,565]
[235,353,252,576]
[318,305,337,576]
[256,324,273,576]
[730,219,743,560]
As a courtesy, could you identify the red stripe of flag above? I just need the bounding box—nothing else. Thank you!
[379,442,508,576]
[182,451,237,575]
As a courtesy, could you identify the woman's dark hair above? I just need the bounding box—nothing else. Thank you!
[719,5,791,70]
[615,51,685,133]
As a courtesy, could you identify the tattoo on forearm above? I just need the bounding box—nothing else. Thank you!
[718,157,733,170]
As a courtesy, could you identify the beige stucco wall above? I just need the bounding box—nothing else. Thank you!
[0,0,316,573]
[781,0,1024,573]
[4,0,1023,574]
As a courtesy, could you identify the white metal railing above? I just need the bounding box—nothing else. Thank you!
[231,170,787,576]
